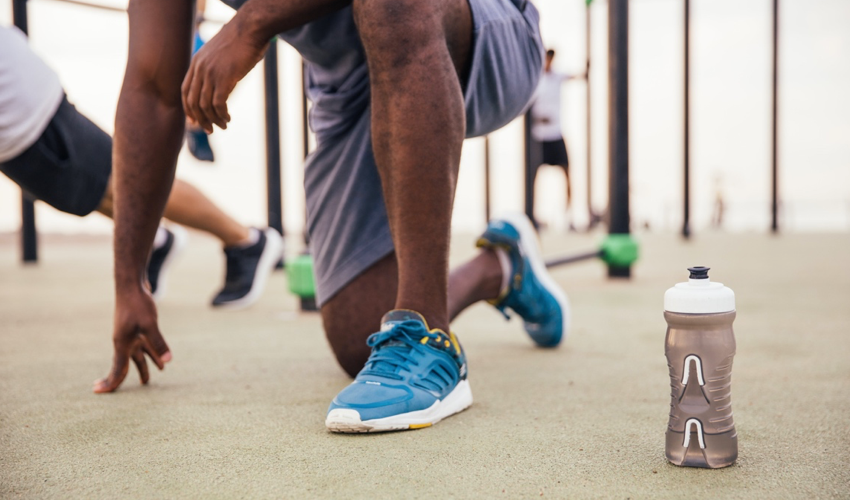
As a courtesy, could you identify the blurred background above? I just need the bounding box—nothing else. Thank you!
[1,0,848,241]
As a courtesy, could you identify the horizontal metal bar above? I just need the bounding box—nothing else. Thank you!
[545,250,602,268]
[38,0,227,24]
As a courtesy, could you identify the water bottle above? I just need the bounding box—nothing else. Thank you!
[664,266,737,468]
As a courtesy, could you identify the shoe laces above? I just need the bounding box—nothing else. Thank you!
[362,321,447,379]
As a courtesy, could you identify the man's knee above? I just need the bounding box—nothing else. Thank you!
[319,253,398,378]
[353,0,442,53]
[322,314,373,378]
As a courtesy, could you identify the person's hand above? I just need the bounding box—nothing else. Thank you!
[181,18,269,133]
[93,287,172,393]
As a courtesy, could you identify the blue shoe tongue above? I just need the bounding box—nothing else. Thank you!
[368,310,430,374]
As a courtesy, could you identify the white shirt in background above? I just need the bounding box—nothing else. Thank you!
[530,70,570,142]
[0,25,65,163]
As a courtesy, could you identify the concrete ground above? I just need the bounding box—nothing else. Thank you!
[1,230,848,499]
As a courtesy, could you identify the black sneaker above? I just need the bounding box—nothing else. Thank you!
[212,228,283,309]
[187,128,215,162]
[147,226,187,300]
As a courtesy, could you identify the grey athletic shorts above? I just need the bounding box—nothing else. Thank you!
[223,0,544,305]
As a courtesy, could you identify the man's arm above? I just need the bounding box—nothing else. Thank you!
[93,0,195,393]
[182,0,351,133]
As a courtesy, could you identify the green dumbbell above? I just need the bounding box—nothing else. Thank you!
[287,253,319,311]
[600,233,639,267]
[545,233,639,269]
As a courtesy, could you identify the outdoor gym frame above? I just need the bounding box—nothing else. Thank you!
[12,0,783,264]
[523,0,633,278]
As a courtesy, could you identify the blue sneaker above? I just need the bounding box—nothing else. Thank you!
[477,213,570,347]
[326,310,472,433]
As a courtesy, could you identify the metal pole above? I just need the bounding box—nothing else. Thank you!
[21,195,37,263]
[682,0,691,239]
[545,249,603,268]
[13,0,37,263]
[12,0,27,33]
[484,136,491,223]
[585,0,595,228]
[771,0,779,233]
[302,61,309,160]
[607,0,630,278]
[523,110,538,229]
[301,60,311,246]
[263,40,283,238]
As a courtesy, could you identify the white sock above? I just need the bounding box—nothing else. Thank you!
[153,226,168,249]
[494,247,512,294]
[234,227,261,249]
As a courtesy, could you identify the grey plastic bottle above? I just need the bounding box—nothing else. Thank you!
[664,267,737,469]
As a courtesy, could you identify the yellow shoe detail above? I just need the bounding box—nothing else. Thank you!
[449,331,462,356]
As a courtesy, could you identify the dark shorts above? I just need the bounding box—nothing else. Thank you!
[0,95,112,217]
[541,138,569,171]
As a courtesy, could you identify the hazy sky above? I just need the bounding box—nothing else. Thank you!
[1,0,848,237]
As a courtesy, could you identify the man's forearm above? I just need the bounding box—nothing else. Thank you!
[112,89,185,291]
[234,0,352,46]
[113,0,195,292]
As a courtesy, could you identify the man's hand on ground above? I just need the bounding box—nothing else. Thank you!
[181,18,269,134]
[93,289,172,393]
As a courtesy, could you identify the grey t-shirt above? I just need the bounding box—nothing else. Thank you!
[0,26,64,163]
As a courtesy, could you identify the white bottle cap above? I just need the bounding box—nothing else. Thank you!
[664,267,735,314]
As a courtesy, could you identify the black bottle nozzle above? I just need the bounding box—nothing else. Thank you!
[688,266,710,279]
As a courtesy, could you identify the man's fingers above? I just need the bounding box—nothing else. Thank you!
[138,310,170,360]
[140,334,166,371]
[199,78,225,130]
[132,350,150,385]
[93,351,130,393]
[212,85,231,128]
[181,62,196,122]
[185,62,213,133]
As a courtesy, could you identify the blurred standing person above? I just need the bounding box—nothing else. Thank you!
[529,49,584,230]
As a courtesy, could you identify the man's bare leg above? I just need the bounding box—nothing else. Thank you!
[97,178,250,247]
[352,0,472,334]
[447,249,503,320]
[321,254,398,378]
[323,249,503,377]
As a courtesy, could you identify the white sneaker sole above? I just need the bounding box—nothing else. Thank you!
[151,225,188,302]
[499,212,571,345]
[214,228,284,310]
[326,380,473,433]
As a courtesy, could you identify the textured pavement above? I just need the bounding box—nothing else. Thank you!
[1,230,848,499]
